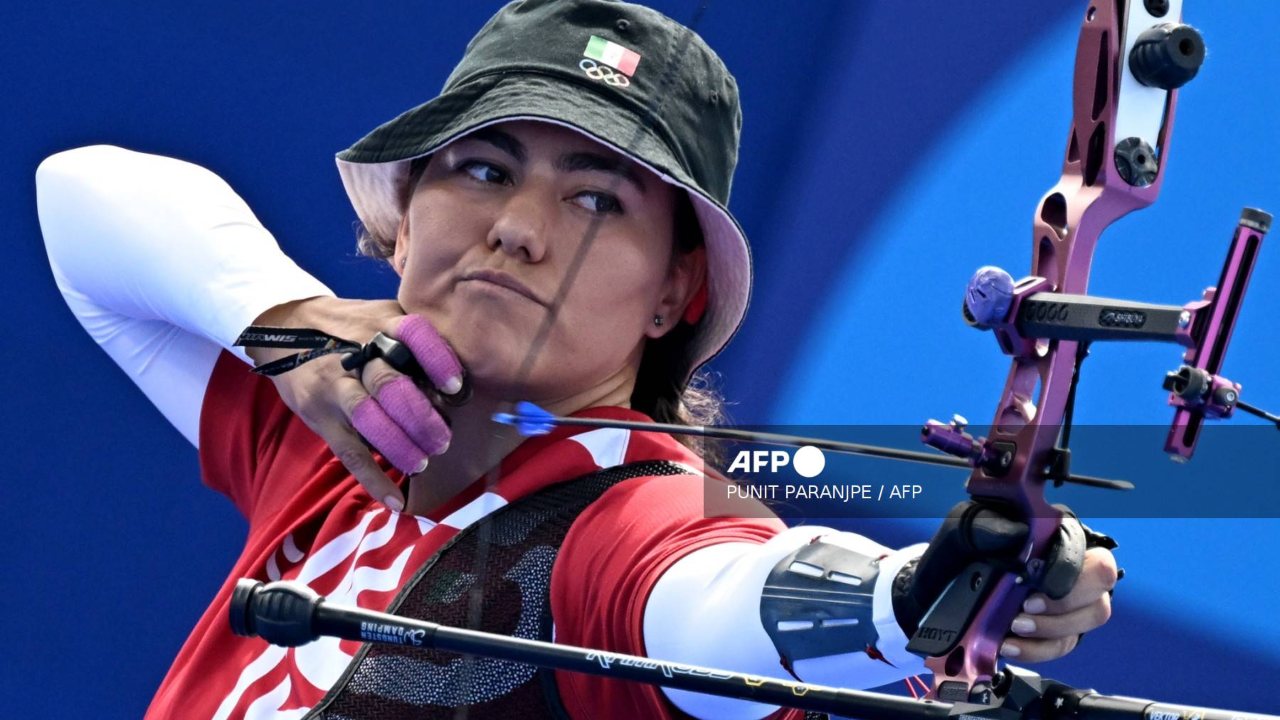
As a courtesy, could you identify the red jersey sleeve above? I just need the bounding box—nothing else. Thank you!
[198,350,332,525]
[550,473,803,719]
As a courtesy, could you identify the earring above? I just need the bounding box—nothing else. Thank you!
[398,257,407,270]
[653,315,664,327]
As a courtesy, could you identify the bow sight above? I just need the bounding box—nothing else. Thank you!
[948,206,1273,465]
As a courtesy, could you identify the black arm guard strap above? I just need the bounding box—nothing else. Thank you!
[760,539,883,665]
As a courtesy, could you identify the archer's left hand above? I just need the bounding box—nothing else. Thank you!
[1000,546,1118,662]
[894,502,1120,665]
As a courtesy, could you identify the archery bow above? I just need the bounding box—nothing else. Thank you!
[909,0,1270,706]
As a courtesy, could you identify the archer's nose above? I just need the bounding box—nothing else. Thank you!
[487,190,549,263]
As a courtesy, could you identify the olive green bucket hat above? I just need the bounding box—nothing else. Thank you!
[336,0,751,380]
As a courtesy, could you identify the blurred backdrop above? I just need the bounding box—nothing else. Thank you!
[4,1,1278,716]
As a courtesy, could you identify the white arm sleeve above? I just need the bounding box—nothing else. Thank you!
[36,145,335,447]
[643,528,928,719]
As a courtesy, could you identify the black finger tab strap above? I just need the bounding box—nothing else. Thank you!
[235,327,355,350]
[235,325,467,405]
[235,325,427,380]
[234,325,362,377]
[338,332,416,375]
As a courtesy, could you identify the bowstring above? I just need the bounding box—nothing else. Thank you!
[454,2,714,713]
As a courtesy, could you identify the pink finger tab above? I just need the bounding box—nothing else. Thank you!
[396,315,465,394]
[351,396,429,475]
[375,375,453,455]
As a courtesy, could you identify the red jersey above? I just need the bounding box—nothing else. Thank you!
[145,352,795,719]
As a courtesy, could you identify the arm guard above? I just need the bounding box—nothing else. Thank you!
[762,537,884,665]
[761,533,926,676]
[644,529,925,719]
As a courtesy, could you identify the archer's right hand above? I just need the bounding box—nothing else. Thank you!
[246,296,464,511]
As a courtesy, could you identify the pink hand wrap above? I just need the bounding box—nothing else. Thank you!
[351,397,429,474]
[374,376,450,455]
[396,315,465,394]
[349,315,462,475]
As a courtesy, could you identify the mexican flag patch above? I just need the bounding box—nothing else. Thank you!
[583,35,641,77]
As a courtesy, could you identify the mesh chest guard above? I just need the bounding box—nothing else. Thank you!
[306,460,693,720]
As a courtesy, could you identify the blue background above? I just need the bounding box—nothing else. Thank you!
[4,1,1277,716]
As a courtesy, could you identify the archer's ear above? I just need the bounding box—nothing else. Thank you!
[647,245,707,339]
[392,156,434,276]
[391,211,411,278]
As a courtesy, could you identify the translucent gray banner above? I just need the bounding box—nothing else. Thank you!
[696,424,1280,519]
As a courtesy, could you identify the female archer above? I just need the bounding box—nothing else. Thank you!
[36,1,1116,718]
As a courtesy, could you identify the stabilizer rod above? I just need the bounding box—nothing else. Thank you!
[229,579,1279,720]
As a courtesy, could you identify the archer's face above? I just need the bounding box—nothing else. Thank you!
[393,120,701,405]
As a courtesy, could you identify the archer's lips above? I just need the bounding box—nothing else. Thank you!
[459,268,547,306]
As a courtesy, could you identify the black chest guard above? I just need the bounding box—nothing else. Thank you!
[306,460,695,720]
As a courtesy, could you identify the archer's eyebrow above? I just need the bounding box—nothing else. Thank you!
[464,127,527,164]
[556,152,648,195]
[460,127,646,194]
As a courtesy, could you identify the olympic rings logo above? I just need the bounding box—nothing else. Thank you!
[579,58,631,87]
